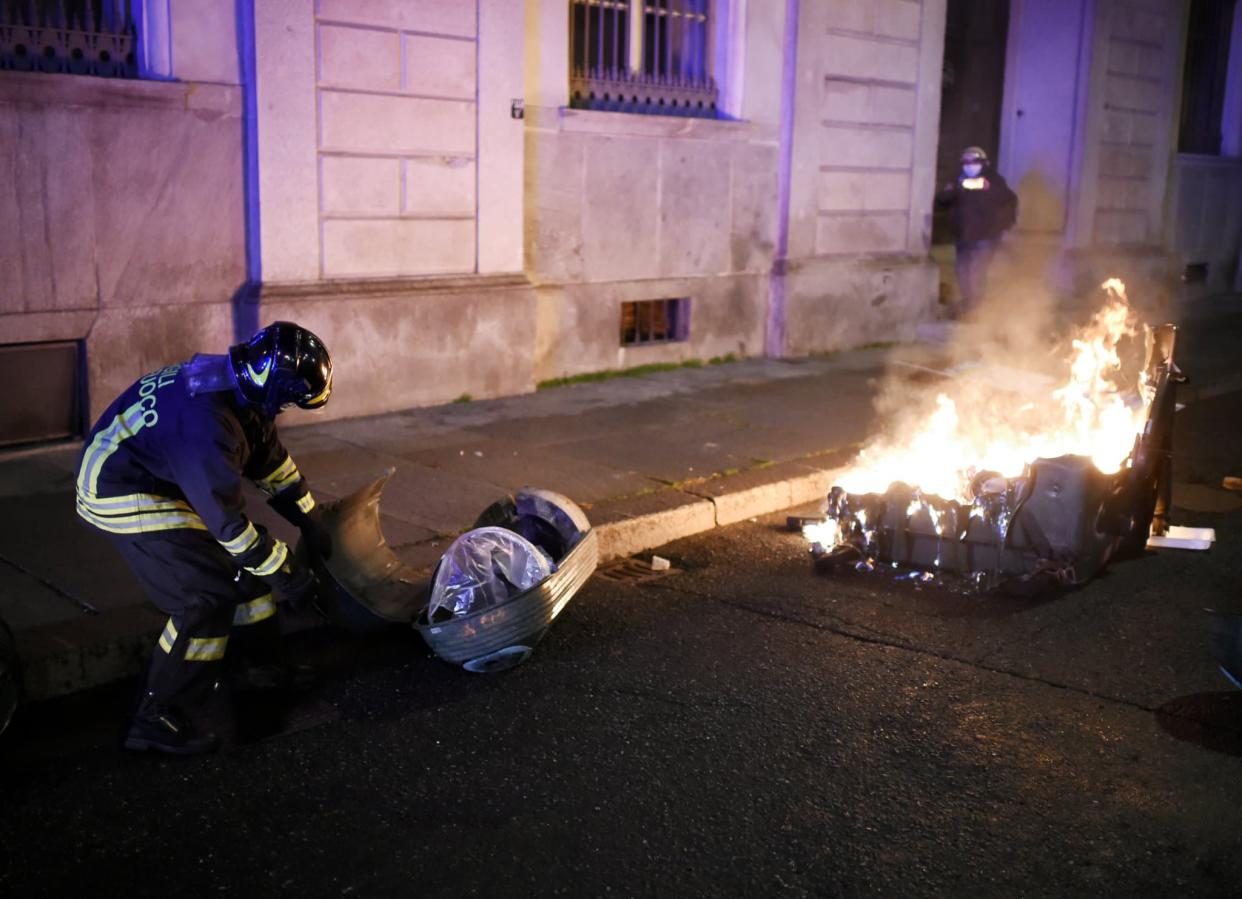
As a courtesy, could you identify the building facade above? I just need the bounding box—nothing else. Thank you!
[0,0,1239,440]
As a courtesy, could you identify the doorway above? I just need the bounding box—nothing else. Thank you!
[932,0,1010,246]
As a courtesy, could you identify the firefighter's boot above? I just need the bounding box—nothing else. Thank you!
[124,705,220,755]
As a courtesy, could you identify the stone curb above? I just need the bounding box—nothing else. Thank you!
[16,605,164,704]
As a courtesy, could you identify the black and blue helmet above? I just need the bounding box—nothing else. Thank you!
[229,321,333,416]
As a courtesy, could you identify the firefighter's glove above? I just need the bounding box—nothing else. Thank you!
[272,559,321,612]
[267,493,333,561]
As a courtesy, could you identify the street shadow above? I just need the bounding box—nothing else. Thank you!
[1154,691,1242,757]
[801,556,1078,621]
[0,675,137,769]
[922,581,1077,620]
[282,623,512,726]
[0,624,514,767]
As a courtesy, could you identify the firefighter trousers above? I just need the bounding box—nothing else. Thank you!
[111,528,283,718]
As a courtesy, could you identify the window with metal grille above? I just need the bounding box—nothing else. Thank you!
[0,1,138,79]
[620,298,691,346]
[570,0,718,119]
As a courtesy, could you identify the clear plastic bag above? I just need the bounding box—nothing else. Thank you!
[428,527,553,619]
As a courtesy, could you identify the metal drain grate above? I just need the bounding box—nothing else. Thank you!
[594,557,678,584]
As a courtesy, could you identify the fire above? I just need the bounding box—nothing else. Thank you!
[802,517,841,548]
[826,279,1150,504]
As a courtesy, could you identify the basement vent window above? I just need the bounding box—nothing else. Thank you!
[0,340,84,448]
[1182,262,1209,284]
[620,298,691,346]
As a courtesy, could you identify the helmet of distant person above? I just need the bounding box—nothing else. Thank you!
[960,146,988,178]
[960,146,989,165]
[229,321,333,416]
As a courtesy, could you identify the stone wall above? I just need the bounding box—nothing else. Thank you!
[813,3,922,255]
[787,0,942,258]
[243,0,532,420]
[256,0,524,283]
[261,275,537,423]
[522,0,949,376]
[781,0,944,352]
[784,257,937,355]
[524,106,780,382]
[1165,155,1242,294]
[314,0,479,278]
[1091,0,1184,247]
[0,72,246,423]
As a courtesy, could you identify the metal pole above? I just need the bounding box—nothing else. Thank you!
[663,0,671,81]
[651,0,660,78]
[629,0,642,76]
[595,0,604,77]
[579,0,588,77]
[611,0,619,78]
[697,0,708,86]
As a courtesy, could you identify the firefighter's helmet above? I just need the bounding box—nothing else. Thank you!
[229,322,333,416]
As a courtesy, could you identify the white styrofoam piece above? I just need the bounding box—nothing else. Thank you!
[1147,535,1213,551]
[1166,525,1216,542]
[1146,525,1216,551]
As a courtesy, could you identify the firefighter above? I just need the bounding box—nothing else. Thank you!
[935,146,1018,317]
[75,322,333,755]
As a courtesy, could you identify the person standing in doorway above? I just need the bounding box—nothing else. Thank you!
[935,146,1018,318]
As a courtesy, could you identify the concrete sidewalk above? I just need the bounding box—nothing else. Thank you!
[3,298,1240,702]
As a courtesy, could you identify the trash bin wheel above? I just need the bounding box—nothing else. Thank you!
[461,645,533,674]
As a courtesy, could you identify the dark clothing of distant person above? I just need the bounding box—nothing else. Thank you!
[935,162,1018,315]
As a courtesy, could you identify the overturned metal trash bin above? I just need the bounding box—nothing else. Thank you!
[306,474,597,673]
[415,488,599,673]
[305,471,430,632]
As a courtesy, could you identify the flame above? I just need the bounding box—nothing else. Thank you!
[835,279,1149,503]
[802,518,840,547]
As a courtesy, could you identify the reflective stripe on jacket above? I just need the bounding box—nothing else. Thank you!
[75,363,314,577]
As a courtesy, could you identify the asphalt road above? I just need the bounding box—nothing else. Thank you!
[2,396,1241,898]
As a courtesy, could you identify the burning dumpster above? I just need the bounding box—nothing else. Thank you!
[801,280,1207,594]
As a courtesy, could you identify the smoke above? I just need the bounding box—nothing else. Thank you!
[848,241,1156,501]
[874,238,1067,429]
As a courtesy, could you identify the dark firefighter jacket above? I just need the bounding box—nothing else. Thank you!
[75,362,314,583]
[935,166,1018,243]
